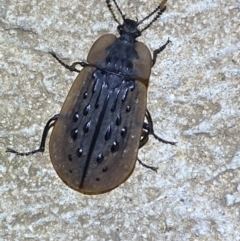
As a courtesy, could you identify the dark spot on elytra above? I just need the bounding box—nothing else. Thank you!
[83,92,88,99]
[121,127,127,138]
[68,154,73,161]
[83,105,90,116]
[116,114,121,126]
[111,141,119,153]
[111,103,116,112]
[96,153,104,164]
[126,105,131,112]
[96,177,100,181]
[105,125,111,141]
[83,121,91,133]
[102,167,108,172]
[76,148,83,157]
[69,170,73,173]
[71,128,78,140]
[73,112,79,122]
[130,82,135,91]
[106,56,111,65]
[95,102,99,109]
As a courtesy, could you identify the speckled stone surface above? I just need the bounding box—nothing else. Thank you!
[1,0,240,240]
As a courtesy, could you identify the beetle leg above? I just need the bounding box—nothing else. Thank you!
[145,109,176,145]
[49,51,89,73]
[139,127,149,148]
[138,128,158,172]
[137,158,158,172]
[6,114,59,156]
[140,110,175,147]
[137,109,176,171]
[152,38,171,67]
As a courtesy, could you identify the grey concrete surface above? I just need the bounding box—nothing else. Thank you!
[0,0,240,240]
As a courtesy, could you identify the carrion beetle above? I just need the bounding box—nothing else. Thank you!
[7,0,175,194]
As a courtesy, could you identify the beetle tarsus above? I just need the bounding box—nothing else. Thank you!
[138,158,158,172]
[152,133,176,145]
[152,38,171,66]
[6,147,44,156]
[6,114,59,156]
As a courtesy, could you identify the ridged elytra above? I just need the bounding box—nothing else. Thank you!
[6,0,175,194]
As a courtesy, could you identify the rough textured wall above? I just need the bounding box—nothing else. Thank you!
[1,0,239,240]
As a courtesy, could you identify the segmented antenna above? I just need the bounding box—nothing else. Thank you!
[138,0,168,32]
[112,0,125,20]
[106,0,168,32]
[106,0,125,24]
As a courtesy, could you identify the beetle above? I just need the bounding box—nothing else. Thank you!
[7,0,175,194]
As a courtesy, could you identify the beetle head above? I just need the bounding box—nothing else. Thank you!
[117,19,141,41]
[106,0,168,37]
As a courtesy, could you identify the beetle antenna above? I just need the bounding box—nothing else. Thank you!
[106,0,125,25]
[112,0,125,21]
[138,0,168,32]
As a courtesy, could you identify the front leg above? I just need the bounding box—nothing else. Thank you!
[49,51,88,73]
[152,38,171,67]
